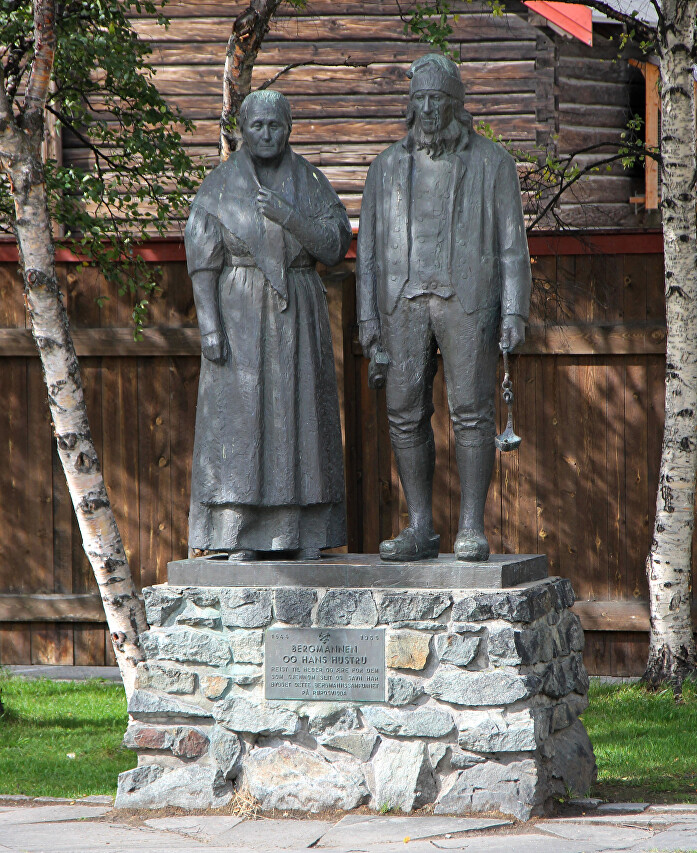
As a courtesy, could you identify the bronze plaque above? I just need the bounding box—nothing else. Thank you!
[264,627,385,701]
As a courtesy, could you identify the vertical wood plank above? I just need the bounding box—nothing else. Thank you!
[606,356,627,601]
[169,357,199,562]
[557,357,582,593]
[166,261,197,328]
[138,357,173,587]
[74,624,106,666]
[536,355,560,572]
[102,359,141,587]
[5,358,29,592]
[0,359,26,592]
[578,358,608,601]
[62,263,101,328]
[529,254,557,325]
[610,631,649,678]
[645,253,665,324]
[0,264,26,328]
[31,623,74,665]
[0,624,32,664]
[582,631,609,676]
[623,253,650,601]
[26,359,54,592]
[624,359,650,600]
[529,255,551,560]
[518,355,539,555]
[93,264,122,328]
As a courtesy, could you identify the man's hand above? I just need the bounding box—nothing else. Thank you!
[201,329,227,364]
[256,187,294,226]
[359,318,381,359]
[500,314,525,352]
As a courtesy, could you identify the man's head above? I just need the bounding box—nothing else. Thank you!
[240,90,292,162]
[405,54,470,152]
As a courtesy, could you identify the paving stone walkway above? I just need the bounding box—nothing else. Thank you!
[0,798,696,852]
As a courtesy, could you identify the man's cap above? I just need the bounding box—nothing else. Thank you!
[407,53,465,101]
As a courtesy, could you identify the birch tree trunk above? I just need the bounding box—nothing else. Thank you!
[644,0,697,690]
[0,0,146,698]
[220,0,283,159]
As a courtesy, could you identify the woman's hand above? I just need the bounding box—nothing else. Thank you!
[256,187,294,226]
[201,329,227,364]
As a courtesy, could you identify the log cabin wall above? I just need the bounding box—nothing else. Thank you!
[0,236,673,676]
[63,0,648,228]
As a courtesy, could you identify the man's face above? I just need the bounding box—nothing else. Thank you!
[410,89,453,135]
[242,102,289,161]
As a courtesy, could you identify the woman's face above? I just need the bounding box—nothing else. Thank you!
[242,102,289,161]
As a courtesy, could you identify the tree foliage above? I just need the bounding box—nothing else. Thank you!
[0,0,204,333]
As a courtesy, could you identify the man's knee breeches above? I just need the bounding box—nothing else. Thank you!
[381,296,499,449]
[385,375,495,448]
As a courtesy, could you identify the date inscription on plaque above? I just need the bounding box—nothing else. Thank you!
[265,628,385,702]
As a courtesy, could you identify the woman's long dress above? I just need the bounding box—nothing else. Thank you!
[185,157,349,554]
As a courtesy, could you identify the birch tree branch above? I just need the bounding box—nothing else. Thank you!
[22,0,57,147]
[258,58,370,91]
[220,0,284,160]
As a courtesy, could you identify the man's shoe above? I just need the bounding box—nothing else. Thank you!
[379,527,440,562]
[454,528,489,562]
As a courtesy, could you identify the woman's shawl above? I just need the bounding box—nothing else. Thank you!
[188,145,344,306]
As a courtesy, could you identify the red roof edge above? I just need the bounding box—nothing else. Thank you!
[524,1,593,45]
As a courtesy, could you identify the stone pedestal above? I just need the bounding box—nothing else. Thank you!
[115,557,596,819]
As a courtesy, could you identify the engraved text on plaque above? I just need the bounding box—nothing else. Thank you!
[265,628,385,701]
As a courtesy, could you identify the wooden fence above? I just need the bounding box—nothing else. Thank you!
[0,232,675,675]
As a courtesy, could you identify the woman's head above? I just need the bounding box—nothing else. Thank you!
[239,90,292,162]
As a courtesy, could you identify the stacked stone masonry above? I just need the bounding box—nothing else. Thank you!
[115,578,596,819]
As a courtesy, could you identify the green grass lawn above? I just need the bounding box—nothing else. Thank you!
[0,672,135,798]
[1,672,697,801]
[583,680,697,803]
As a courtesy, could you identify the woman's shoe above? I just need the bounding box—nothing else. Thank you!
[296,548,321,560]
[227,549,257,562]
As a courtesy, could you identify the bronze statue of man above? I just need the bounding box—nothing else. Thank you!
[357,54,531,562]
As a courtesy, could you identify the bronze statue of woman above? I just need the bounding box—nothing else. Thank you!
[185,90,351,561]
